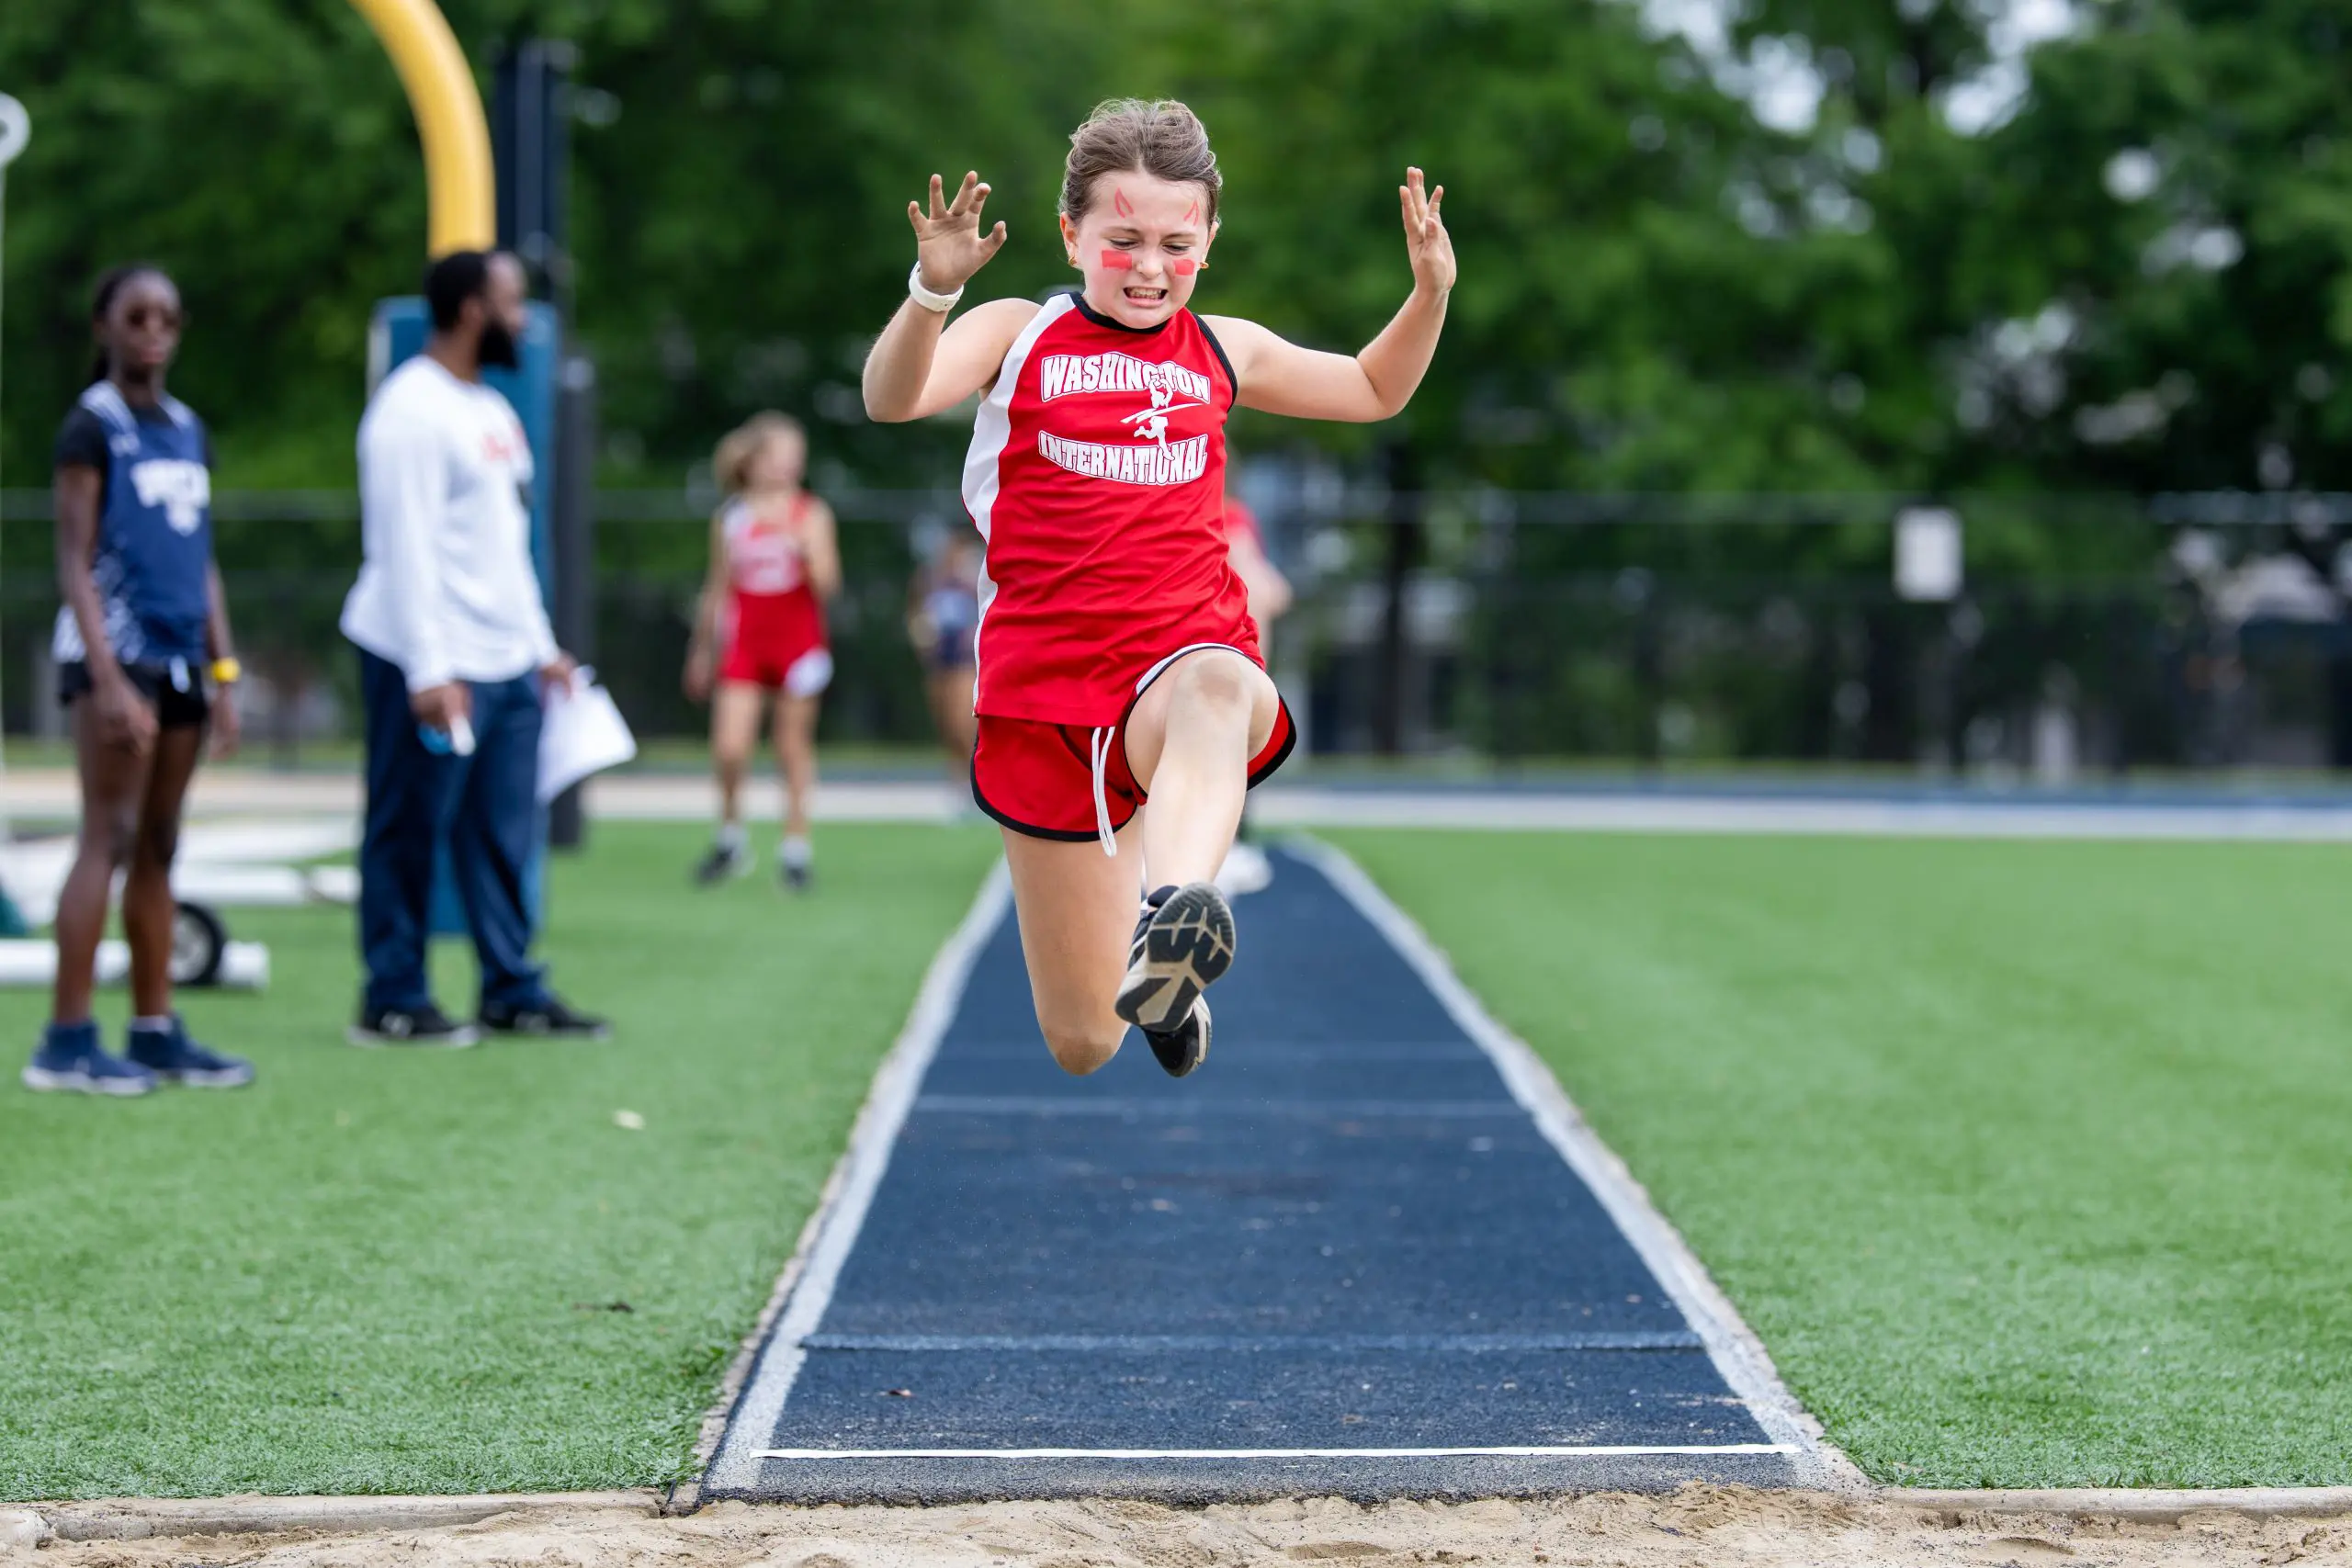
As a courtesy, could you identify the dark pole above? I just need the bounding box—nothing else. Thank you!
[548,355,597,848]
[1375,441,1421,755]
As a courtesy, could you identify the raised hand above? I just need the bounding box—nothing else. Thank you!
[909,171,1009,295]
[1398,167,1454,295]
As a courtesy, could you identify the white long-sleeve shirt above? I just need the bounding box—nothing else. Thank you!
[342,355,557,693]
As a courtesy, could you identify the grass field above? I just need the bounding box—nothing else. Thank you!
[1331,829,2352,1489]
[0,821,999,1502]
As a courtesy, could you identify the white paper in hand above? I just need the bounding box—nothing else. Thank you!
[537,669,637,805]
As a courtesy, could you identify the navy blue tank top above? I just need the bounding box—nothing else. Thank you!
[51,381,213,667]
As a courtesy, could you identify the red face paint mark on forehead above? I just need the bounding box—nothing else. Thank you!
[1170,257,1198,276]
[1099,249,1135,271]
[1113,188,1136,218]
[1182,200,1200,225]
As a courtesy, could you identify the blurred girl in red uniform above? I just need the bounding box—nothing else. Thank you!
[684,413,840,889]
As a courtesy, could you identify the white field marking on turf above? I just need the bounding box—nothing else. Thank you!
[699,859,1012,1494]
[1294,839,1869,1493]
[753,1444,1794,1461]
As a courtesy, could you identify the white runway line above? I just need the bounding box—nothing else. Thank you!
[753,1444,1796,1461]
[701,861,1012,1495]
[1296,839,1868,1493]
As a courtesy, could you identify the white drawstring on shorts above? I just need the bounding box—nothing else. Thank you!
[1090,724,1119,858]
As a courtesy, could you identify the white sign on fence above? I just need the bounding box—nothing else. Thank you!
[1894,506,1963,603]
[0,96,27,169]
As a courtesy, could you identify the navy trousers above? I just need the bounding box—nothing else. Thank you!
[356,648,548,1013]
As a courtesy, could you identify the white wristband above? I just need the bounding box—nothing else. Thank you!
[908,262,964,314]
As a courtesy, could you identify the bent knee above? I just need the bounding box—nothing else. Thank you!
[1041,1020,1124,1077]
[1170,651,1255,713]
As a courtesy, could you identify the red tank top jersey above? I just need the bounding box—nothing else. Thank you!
[961,294,1260,727]
[721,494,825,653]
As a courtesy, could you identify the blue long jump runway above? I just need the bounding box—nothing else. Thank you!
[706,844,1828,1503]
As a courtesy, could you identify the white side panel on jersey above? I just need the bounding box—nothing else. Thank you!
[960,295,1073,687]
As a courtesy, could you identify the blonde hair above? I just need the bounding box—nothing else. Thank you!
[1059,98,1221,229]
[714,412,805,496]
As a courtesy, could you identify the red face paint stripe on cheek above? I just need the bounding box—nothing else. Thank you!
[1100,250,1135,271]
[1170,258,1198,276]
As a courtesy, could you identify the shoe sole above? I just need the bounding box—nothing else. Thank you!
[1146,997,1212,1078]
[345,1025,481,1049]
[1115,882,1238,1033]
[21,1066,154,1095]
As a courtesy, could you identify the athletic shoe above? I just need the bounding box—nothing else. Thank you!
[693,840,749,886]
[781,859,812,893]
[1142,994,1212,1078]
[22,1021,157,1095]
[347,1003,480,1049]
[1215,840,1274,897]
[124,1017,254,1089]
[479,994,612,1042]
[1115,881,1238,1035]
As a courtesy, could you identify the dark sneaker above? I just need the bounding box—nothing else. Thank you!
[23,1021,157,1096]
[348,1003,480,1049]
[480,994,611,1042]
[1143,994,1212,1078]
[125,1017,254,1088]
[781,857,812,893]
[1115,881,1238,1035]
[693,840,749,886]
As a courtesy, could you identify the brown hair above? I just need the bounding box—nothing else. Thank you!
[1059,98,1221,230]
[714,412,805,496]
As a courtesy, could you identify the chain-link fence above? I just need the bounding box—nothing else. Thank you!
[4,487,2348,778]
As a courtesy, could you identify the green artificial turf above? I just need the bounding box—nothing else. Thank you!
[1331,830,2352,1489]
[0,821,998,1501]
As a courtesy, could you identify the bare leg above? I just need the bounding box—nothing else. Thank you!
[710,682,763,833]
[930,667,978,786]
[775,690,820,841]
[124,723,203,1019]
[1122,648,1279,889]
[1002,820,1146,1075]
[52,705,153,1027]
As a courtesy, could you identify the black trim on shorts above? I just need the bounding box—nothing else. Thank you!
[58,659,209,728]
[969,756,1126,843]
[1248,700,1299,789]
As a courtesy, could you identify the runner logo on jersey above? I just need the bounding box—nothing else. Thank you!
[130,458,210,536]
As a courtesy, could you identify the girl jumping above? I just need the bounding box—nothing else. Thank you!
[684,412,841,890]
[862,98,1453,1077]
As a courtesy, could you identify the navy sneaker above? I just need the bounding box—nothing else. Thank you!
[348,1002,480,1049]
[480,994,611,1042]
[125,1017,254,1089]
[1114,882,1238,1036]
[1143,994,1213,1078]
[22,1021,157,1096]
[693,840,749,886]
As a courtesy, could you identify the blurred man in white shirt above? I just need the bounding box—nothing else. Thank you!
[343,250,605,1047]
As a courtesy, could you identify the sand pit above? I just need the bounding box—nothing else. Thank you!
[13,1486,2352,1567]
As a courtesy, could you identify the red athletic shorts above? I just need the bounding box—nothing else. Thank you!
[973,663,1295,843]
[718,591,831,694]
